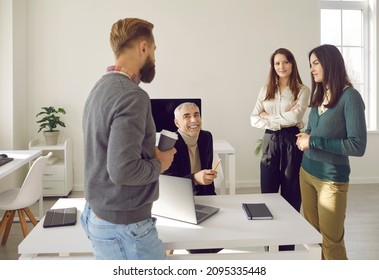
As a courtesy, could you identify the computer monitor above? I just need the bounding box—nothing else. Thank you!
[150,98,202,132]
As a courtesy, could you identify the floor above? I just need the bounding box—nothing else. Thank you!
[1,184,378,260]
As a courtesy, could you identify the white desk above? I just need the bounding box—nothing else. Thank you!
[0,150,43,217]
[18,194,321,260]
[213,139,235,195]
[0,150,42,179]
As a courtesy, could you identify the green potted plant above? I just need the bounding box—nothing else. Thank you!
[36,106,66,145]
[254,138,263,156]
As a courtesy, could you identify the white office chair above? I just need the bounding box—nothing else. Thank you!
[0,152,52,245]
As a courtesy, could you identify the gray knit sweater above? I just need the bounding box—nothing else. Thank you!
[83,72,161,224]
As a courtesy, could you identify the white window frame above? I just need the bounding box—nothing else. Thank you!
[319,0,377,131]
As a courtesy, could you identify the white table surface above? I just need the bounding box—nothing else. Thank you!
[213,139,235,154]
[0,150,42,179]
[19,193,321,260]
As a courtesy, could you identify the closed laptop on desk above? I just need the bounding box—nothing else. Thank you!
[152,175,219,224]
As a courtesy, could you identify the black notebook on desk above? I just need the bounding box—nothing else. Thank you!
[242,203,273,220]
[43,207,77,228]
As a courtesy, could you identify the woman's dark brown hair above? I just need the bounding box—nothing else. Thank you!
[265,48,303,101]
[308,44,352,108]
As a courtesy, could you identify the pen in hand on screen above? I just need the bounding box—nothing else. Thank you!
[213,159,221,171]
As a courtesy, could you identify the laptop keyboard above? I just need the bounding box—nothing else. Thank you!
[195,204,207,211]
[196,211,208,221]
[195,204,216,221]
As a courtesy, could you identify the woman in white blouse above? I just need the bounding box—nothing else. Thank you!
[251,49,310,250]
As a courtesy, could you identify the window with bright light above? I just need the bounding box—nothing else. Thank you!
[319,0,377,131]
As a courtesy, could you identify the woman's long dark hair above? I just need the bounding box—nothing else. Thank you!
[265,48,303,101]
[308,44,352,108]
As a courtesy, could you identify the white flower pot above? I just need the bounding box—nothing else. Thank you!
[43,131,60,145]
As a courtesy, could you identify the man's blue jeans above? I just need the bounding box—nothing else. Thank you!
[81,202,166,260]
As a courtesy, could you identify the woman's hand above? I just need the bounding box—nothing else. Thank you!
[296,133,310,151]
[259,111,269,118]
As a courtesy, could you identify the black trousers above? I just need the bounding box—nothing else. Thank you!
[260,126,303,251]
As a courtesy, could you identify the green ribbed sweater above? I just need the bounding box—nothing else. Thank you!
[302,87,367,182]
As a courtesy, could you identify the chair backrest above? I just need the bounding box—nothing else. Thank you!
[13,152,53,208]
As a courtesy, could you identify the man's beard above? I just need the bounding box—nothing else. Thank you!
[140,56,156,83]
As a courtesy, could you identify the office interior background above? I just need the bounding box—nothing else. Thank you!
[1,0,378,192]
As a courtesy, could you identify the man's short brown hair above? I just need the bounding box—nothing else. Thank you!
[110,18,154,58]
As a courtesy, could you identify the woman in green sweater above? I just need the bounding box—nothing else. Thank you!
[296,44,367,260]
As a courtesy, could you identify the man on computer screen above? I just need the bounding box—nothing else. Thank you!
[163,102,221,254]
[163,102,217,196]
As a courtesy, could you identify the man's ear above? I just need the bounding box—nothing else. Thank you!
[139,40,148,56]
[174,119,180,129]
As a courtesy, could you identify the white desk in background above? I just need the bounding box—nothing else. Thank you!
[0,150,42,179]
[18,194,321,260]
[213,139,235,195]
[0,150,43,217]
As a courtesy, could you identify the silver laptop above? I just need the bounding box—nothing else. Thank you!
[152,175,220,224]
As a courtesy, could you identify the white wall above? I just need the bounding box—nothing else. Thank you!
[0,0,14,148]
[2,0,378,190]
[0,0,29,188]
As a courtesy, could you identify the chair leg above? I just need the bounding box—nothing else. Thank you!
[23,208,38,226]
[0,210,12,237]
[1,210,16,246]
[18,209,29,238]
[0,208,39,245]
